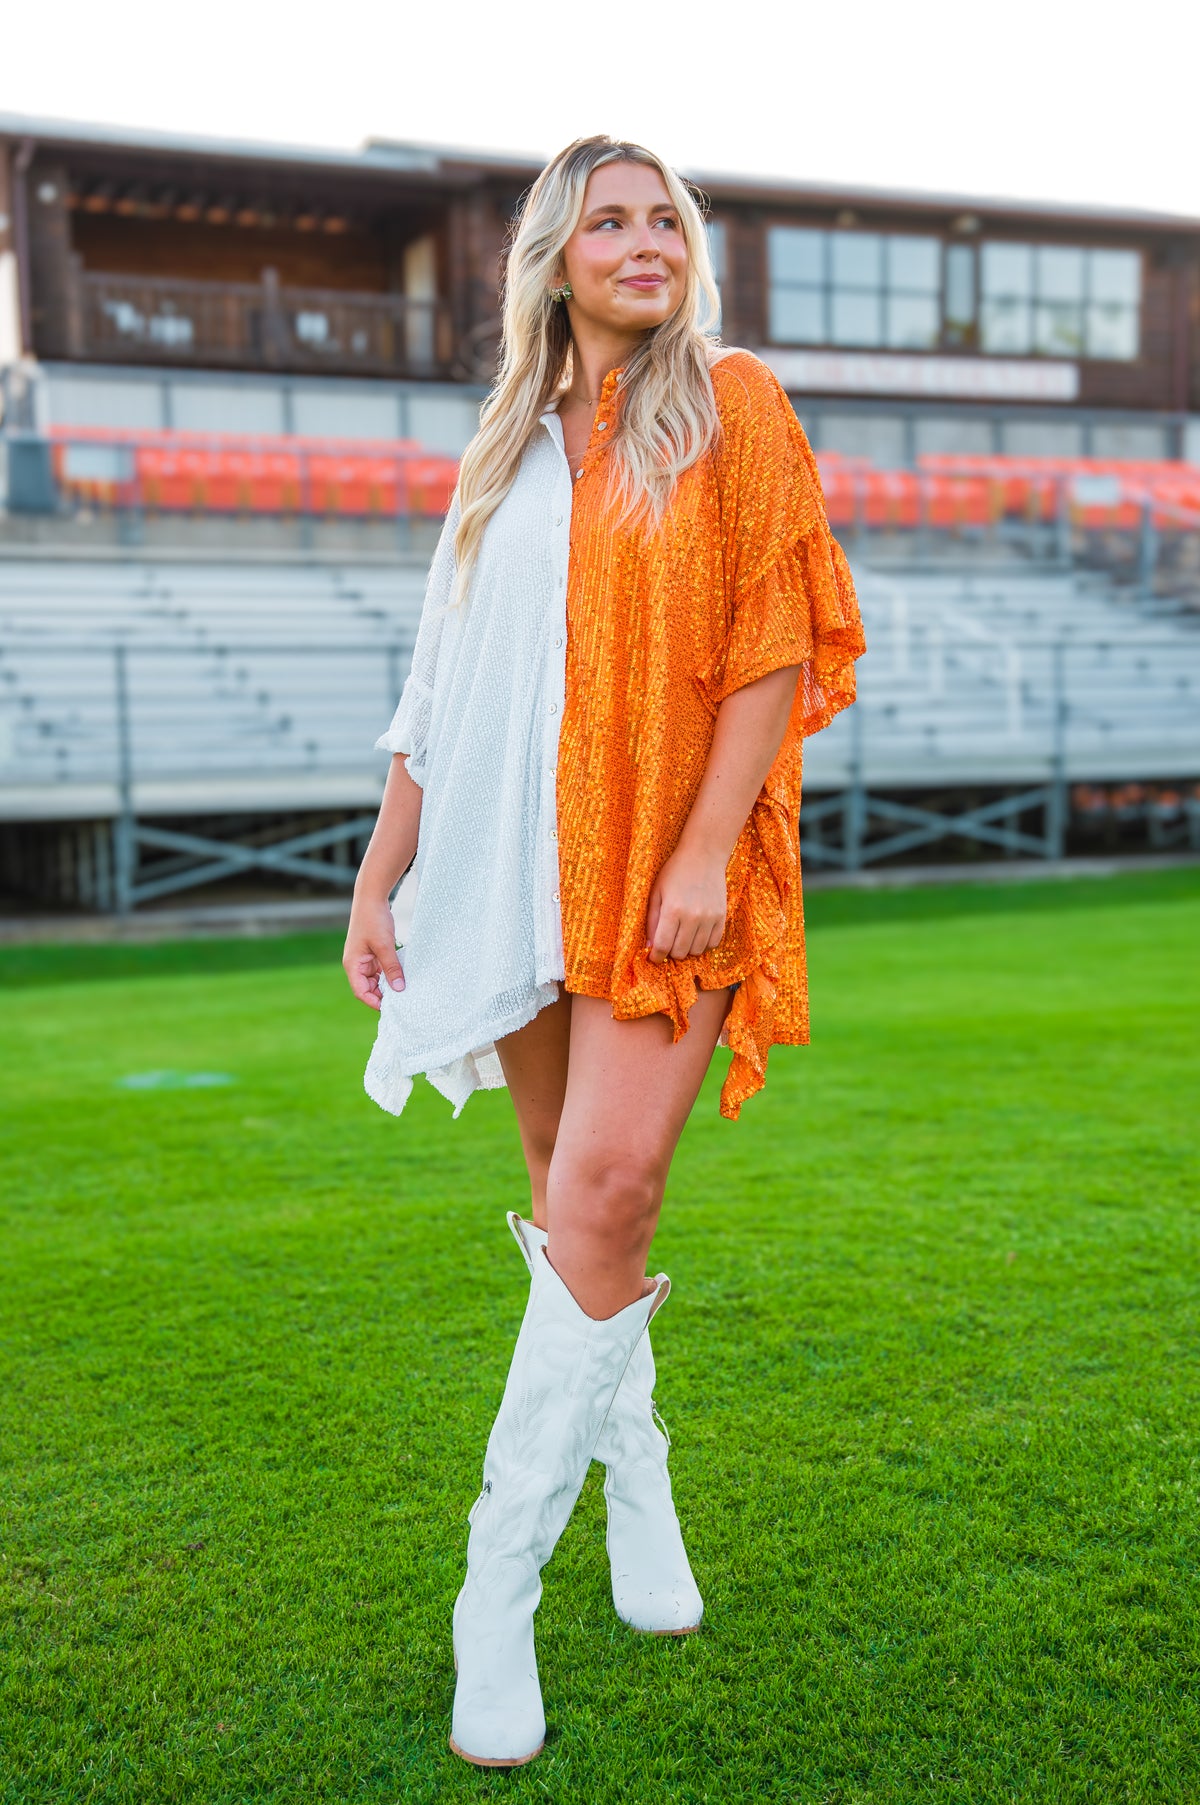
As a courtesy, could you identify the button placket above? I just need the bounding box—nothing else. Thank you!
[542,446,571,943]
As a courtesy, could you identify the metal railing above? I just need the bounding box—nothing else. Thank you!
[75,270,457,379]
[5,431,1198,614]
[0,426,459,552]
[828,470,1200,610]
[1,634,1197,910]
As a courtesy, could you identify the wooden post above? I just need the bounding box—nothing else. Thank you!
[25,161,75,357]
[65,249,85,356]
[261,265,285,366]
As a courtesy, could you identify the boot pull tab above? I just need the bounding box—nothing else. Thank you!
[506,1210,544,1273]
[646,1274,671,1323]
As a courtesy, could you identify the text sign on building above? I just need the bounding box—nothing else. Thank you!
[761,349,1080,403]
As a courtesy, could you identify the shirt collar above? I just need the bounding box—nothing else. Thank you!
[539,365,625,421]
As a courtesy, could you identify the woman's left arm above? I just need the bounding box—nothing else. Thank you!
[645,664,801,965]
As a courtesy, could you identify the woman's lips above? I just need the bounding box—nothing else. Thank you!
[622,276,666,291]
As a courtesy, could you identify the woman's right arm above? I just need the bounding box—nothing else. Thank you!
[342,753,424,1009]
[343,487,462,1009]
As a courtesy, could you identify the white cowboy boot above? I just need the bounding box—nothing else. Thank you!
[450,1243,669,1767]
[509,1213,703,1637]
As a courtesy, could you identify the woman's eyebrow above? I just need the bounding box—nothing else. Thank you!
[581,201,677,222]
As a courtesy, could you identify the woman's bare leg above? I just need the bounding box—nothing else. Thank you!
[545,987,734,1319]
[494,987,573,1229]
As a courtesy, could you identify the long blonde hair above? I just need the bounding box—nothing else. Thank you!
[452,135,722,604]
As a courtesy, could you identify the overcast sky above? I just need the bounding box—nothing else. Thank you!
[4,0,1198,219]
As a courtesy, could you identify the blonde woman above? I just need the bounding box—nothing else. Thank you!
[342,135,865,1767]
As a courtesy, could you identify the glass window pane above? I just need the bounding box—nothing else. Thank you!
[1034,301,1085,354]
[831,289,882,345]
[1002,419,1084,457]
[982,242,1033,298]
[172,383,285,433]
[1089,248,1140,304]
[768,227,824,283]
[817,414,907,463]
[705,218,727,286]
[769,287,825,344]
[980,296,1031,352]
[832,232,882,288]
[704,219,725,330]
[1086,301,1139,359]
[944,243,975,327]
[1091,421,1166,457]
[886,293,939,349]
[1037,246,1086,301]
[888,235,940,292]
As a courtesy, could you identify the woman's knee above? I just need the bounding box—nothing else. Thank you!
[549,1148,665,1244]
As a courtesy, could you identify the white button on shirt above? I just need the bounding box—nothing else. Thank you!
[364,406,574,1119]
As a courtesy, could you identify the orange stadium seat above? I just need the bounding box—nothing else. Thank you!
[45,428,1200,536]
[404,456,459,518]
[813,462,855,526]
[47,426,452,518]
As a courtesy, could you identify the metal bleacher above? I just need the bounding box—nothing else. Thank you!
[807,566,1200,788]
[0,557,428,818]
[1,547,1198,903]
[799,563,1200,867]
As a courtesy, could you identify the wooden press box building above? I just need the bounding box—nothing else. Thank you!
[1,111,1199,465]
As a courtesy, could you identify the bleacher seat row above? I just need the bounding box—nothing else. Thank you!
[1,557,1197,817]
[49,426,459,519]
[41,427,1200,532]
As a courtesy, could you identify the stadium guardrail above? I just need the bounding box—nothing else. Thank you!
[2,427,460,526]
[4,433,1198,607]
[1,634,1197,911]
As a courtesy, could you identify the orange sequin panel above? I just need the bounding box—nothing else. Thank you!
[556,349,867,1119]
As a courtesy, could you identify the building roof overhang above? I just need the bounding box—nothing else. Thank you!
[3,112,1199,237]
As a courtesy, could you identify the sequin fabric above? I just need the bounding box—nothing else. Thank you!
[558,349,866,1119]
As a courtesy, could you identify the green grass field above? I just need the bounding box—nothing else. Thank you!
[2,869,1198,1804]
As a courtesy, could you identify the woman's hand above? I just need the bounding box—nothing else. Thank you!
[641,666,800,967]
[343,892,406,1010]
[645,845,728,964]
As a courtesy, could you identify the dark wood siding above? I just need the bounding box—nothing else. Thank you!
[71,215,392,292]
[9,127,1200,413]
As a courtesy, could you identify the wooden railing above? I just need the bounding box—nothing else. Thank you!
[77,270,457,379]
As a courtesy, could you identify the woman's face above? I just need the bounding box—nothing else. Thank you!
[557,161,688,338]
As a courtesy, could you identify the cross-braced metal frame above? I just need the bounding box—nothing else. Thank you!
[109,644,379,912]
[59,633,1199,910]
[111,813,381,912]
[800,655,1070,870]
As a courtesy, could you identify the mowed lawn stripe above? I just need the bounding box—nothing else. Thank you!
[2,868,1197,1803]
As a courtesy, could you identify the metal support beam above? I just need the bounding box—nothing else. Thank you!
[123,814,381,906]
[1046,640,1068,860]
[802,783,1064,868]
[112,643,136,916]
[1137,497,1158,605]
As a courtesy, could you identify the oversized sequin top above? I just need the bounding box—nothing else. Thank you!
[558,349,864,1118]
[364,347,865,1122]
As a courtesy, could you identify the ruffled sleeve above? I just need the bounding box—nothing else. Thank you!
[374,490,461,786]
[697,352,865,737]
